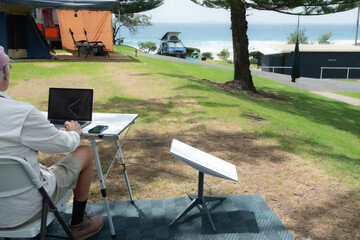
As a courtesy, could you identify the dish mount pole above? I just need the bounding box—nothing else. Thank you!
[355,1,360,45]
[169,171,226,232]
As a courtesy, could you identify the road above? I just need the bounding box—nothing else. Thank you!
[251,68,360,93]
[137,51,234,70]
[137,51,360,105]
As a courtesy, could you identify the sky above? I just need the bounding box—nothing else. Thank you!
[143,0,359,25]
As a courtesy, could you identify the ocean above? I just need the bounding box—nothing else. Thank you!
[120,22,358,55]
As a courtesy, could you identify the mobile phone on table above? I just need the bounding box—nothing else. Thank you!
[88,125,108,134]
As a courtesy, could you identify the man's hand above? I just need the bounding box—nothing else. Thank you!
[64,120,82,135]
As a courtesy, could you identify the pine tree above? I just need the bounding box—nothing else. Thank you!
[191,0,358,93]
[118,0,164,15]
[113,0,164,42]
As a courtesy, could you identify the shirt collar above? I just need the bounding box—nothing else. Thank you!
[0,91,13,100]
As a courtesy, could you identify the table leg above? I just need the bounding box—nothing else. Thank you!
[89,139,116,238]
[115,139,134,203]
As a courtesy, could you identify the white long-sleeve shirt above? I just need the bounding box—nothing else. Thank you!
[0,91,80,228]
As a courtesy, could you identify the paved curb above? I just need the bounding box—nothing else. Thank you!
[311,91,360,107]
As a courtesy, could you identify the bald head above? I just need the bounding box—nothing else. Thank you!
[0,46,13,70]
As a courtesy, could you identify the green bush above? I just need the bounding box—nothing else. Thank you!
[250,58,258,65]
[287,28,308,44]
[138,41,157,53]
[202,52,213,59]
[186,47,201,57]
[217,48,230,61]
[249,51,259,59]
[318,31,333,44]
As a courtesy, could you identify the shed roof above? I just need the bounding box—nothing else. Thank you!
[255,46,282,55]
[259,44,360,55]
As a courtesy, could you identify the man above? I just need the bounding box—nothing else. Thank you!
[0,46,103,240]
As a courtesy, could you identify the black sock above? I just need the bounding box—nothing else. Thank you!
[70,199,87,226]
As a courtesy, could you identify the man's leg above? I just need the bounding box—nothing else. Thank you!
[70,145,94,202]
[68,146,104,240]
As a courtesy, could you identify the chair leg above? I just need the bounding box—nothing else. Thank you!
[76,47,80,57]
[40,197,49,240]
[85,46,94,58]
[38,187,76,240]
[102,45,110,58]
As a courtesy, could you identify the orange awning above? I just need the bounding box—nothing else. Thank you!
[57,9,113,51]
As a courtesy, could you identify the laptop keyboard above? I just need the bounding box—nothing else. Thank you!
[51,120,88,126]
[50,120,66,125]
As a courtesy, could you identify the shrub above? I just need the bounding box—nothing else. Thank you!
[138,41,157,53]
[249,51,259,59]
[185,47,201,57]
[217,48,230,61]
[287,28,308,44]
[318,31,333,44]
[250,58,258,65]
[202,52,213,59]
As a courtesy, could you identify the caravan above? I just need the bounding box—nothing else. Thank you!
[0,0,119,59]
[0,4,54,59]
[158,32,186,58]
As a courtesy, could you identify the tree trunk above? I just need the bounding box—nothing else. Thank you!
[230,3,257,93]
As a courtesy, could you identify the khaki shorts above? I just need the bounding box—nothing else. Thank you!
[50,155,81,203]
[26,155,81,224]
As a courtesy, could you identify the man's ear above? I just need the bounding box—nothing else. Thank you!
[0,66,9,91]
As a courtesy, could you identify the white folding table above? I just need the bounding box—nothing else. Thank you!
[42,112,138,239]
[169,139,238,232]
[81,113,138,238]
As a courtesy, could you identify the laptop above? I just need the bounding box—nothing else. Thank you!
[47,88,93,129]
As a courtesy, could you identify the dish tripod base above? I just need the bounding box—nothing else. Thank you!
[169,171,226,232]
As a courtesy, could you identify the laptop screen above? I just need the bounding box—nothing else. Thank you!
[48,88,93,121]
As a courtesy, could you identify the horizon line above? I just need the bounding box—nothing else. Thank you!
[149,21,357,25]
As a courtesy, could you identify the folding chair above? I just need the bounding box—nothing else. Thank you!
[83,28,110,58]
[0,156,75,240]
[69,28,93,57]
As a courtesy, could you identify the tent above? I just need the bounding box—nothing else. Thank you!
[0,5,55,58]
[0,0,120,59]
[58,10,113,52]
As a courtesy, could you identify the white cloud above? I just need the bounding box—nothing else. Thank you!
[143,0,230,23]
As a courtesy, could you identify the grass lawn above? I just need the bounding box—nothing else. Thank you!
[334,92,360,99]
[7,45,360,239]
